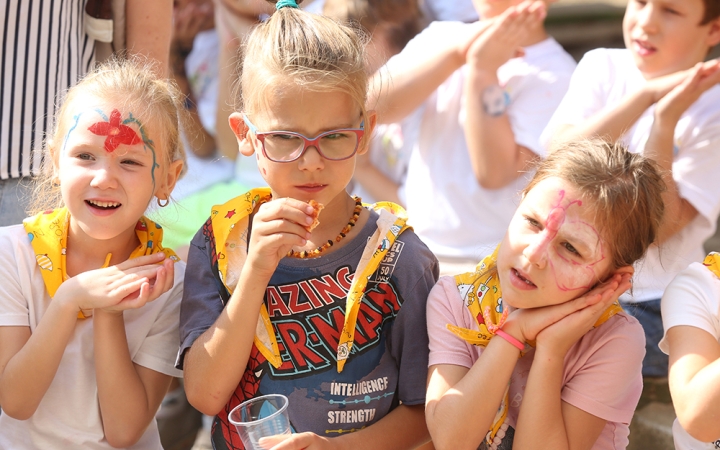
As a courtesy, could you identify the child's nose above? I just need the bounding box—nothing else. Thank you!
[297,144,324,170]
[524,234,549,269]
[636,3,658,32]
[89,164,118,189]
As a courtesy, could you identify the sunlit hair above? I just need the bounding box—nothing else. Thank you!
[239,0,369,145]
[701,0,720,25]
[322,0,423,54]
[31,57,188,215]
[524,139,666,270]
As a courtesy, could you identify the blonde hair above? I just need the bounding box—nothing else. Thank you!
[31,57,188,215]
[524,139,666,270]
[239,1,369,144]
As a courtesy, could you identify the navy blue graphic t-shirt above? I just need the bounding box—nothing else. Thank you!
[177,209,439,450]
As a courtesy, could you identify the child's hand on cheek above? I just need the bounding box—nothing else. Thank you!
[534,273,632,356]
[247,198,314,277]
[259,432,333,450]
[55,253,174,315]
[502,273,631,347]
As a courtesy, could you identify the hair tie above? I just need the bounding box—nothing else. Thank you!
[275,0,298,10]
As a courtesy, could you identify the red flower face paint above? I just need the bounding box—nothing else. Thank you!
[88,109,141,152]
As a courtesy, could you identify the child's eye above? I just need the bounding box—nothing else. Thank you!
[76,152,94,161]
[322,132,350,140]
[664,7,680,15]
[121,159,143,166]
[562,242,581,257]
[523,215,541,228]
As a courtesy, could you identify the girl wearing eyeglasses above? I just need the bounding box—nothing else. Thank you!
[176,1,439,449]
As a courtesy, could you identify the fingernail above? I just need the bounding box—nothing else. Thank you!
[305,215,313,225]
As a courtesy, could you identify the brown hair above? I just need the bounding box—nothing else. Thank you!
[322,0,423,53]
[701,0,720,24]
[524,139,666,270]
[239,1,369,145]
[31,57,188,215]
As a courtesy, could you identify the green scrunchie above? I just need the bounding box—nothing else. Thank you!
[276,0,298,9]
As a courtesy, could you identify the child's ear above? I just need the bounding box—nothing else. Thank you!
[157,159,184,201]
[356,110,378,157]
[609,265,634,279]
[707,16,720,48]
[228,112,256,157]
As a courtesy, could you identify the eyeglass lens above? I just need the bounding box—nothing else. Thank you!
[263,131,359,162]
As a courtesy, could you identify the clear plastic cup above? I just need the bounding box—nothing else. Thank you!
[228,394,291,450]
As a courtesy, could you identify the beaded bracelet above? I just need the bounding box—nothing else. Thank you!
[495,329,525,351]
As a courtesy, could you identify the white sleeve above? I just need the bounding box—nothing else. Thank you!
[0,228,31,327]
[508,60,575,156]
[673,109,720,226]
[384,21,470,76]
[132,264,185,378]
[539,49,612,154]
[659,262,720,354]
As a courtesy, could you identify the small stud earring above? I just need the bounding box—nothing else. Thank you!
[157,197,169,208]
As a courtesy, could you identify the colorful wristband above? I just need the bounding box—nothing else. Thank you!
[495,329,525,351]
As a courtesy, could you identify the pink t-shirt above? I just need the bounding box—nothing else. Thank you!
[427,276,644,449]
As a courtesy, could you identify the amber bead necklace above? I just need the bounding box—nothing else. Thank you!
[287,196,363,259]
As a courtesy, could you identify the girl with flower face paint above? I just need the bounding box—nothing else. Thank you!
[0,59,188,449]
[425,140,666,450]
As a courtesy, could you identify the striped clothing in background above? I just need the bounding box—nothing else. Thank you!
[0,0,95,179]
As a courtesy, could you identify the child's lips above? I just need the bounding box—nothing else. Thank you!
[633,39,657,56]
[510,268,537,290]
[296,184,326,193]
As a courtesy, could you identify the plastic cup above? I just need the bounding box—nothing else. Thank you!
[228,394,291,450]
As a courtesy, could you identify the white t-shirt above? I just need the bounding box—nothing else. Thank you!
[390,21,576,260]
[660,262,720,450]
[542,48,720,303]
[0,225,184,450]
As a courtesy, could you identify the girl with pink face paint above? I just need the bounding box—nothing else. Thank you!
[425,140,666,450]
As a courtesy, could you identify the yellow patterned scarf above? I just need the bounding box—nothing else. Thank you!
[703,252,720,279]
[210,188,409,372]
[447,245,623,445]
[23,208,179,318]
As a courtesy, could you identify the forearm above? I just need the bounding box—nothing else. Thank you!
[0,299,78,419]
[552,88,654,147]
[334,404,428,450]
[170,44,216,158]
[215,11,258,160]
[464,69,535,189]
[370,47,463,124]
[671,356,720,441]
[94,310,169,447]
[645,114,697,243]
[184,267,270,414]
[426,339,520,450]
[513,348,568,449]
[352,166,402,206]
[126,0,173,77]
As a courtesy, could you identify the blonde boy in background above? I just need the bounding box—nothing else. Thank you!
[542,0,720,379]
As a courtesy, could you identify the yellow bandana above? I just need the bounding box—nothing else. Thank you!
[210,189,409,372]
[703,252,720,279]
[447,245,623,445]
[23,208,179,318]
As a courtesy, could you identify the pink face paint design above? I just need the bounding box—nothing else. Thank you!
[87,109,142,152]
[534,190,606,292]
